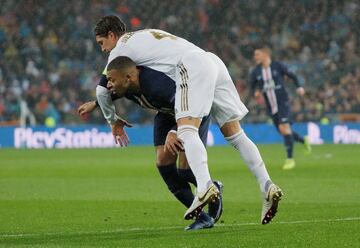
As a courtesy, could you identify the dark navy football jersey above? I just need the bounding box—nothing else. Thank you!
[122,66,210,145]
[125,66,176,115]
[249,61,300,115]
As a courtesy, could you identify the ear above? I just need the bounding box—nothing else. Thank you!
[127,67,138,81]
[125,73,133,85]
[108,31,116,40]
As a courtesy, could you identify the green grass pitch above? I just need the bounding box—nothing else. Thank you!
[0,144,359,247]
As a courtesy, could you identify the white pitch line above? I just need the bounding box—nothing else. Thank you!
[1,217,359,238]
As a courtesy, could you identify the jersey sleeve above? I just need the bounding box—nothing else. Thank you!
[279,62,301,87]
[249,69,259,92]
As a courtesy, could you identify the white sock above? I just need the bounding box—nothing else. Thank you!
[177,125,212,193]
[225,130,271,193]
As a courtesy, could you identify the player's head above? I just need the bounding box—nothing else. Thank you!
[106,56,139,97]
[94,15,126,53]
[254,46,272,65]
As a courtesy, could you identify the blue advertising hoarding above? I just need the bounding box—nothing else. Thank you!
[0,122,359,148]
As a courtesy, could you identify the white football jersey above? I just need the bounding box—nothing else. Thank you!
[106,29,204,81]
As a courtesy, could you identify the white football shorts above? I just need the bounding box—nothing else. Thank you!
[175,51,248,127]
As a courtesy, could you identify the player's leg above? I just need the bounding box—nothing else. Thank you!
[154,113,195,208]
[272,114,293,160]
[220,121,271,193]
[177,117,219,219]
[177,153,208,230]
[208,51,282,224]
[291,127,312,154]
[292,131,304,143]
[178,115,224,224]
[220,120,282,224]
[177,114,210,187]
[275,105,298,170]
[277,110,311,154]
[177,154,197,185]
[175,54,220,220]
[156,146,214,231]
[156,147,195,207]
[279,122,296,169]
[209,52,270,193]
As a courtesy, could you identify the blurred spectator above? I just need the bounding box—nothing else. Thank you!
[0,0,359,125]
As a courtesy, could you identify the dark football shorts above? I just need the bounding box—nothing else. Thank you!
[153,112,210,146]
[271,100,291,126]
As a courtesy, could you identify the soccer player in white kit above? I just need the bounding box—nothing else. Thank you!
[95,15,283,224]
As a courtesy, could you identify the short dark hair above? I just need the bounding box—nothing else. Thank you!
[107,56,136,72]
[94,15,126,37]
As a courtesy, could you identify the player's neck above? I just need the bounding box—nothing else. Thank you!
[128,81,141,95]
[128,69,141,95]
[262,59,272,68]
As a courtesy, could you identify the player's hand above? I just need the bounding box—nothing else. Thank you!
[296,87,305,97]
[111,119,132,147]
[254,90,262,99]
[78,101,97,116]
[115,116,133,128]
[164,131,184,155]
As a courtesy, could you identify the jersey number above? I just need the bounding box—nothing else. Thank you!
[150,31,176,40]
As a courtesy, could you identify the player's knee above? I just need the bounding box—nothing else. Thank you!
[220,120,241,137]
[157,155,177,166]
[278,124,291,135]
[177,125,199,144]
[178,152,190,169]
[156,146,177,165]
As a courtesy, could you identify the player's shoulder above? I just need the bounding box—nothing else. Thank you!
[118,30,147,43]
[272,61,287,70]
[119,29,172,43]
[251,65,262,74]
[272,61,283,67]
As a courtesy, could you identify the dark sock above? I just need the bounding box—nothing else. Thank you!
[158,164,194,208]
[284,134,294,158]
[178,168,197,187]
[293,131,304,143]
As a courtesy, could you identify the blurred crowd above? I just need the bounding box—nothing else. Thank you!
[0,0,359,126]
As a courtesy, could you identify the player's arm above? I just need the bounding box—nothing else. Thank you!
[95,41,138,145]
[96,73,133,146]
[96,73,120,124]
[279,62,305,96]
[77,73,121,123]
[78,87,122,117]
[78,74,109,117]
[249,69,261,100]
[78,100,98,116]
[77,69,132,146]
[96,41,137,124]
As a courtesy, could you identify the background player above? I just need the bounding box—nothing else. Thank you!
[250,46,312,170]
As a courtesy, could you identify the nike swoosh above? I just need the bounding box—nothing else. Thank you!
[198,186,214,202]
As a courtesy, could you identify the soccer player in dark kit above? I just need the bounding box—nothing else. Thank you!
[250,46,311,170]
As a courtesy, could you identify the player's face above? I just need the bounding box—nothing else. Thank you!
[95,32,117,53]
[106,69,130,97]
[254,50,266,64]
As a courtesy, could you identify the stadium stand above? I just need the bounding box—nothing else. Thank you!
[0,0,359,125]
